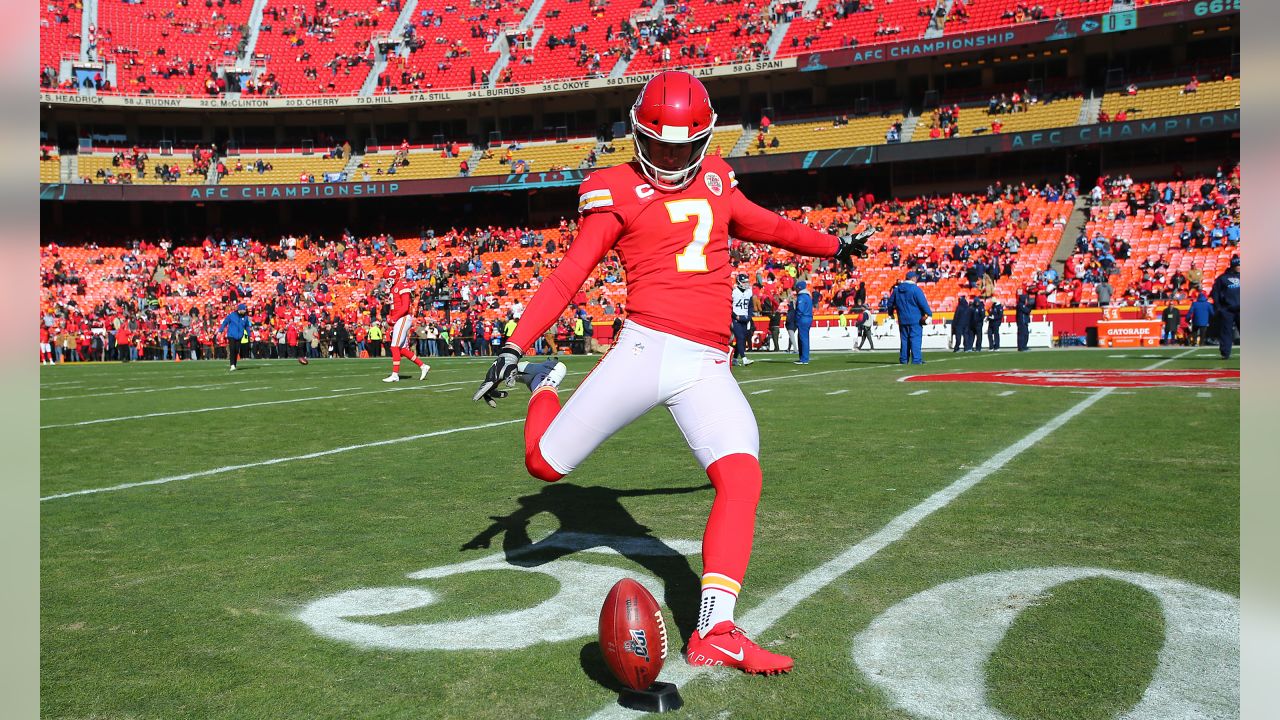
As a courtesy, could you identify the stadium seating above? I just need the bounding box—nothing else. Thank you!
[250,0,390,96]
[468,138,601,176]
[40,0,82,73]
[503,0,649,86]
[40,153,62,183]
[375,0,526,93]
[1099,76,1240,121]
[97,0,255,95]
[913,96,1082,140]
[938,0,1110,34]
[775,0,936,58]
[78,152,209,185]
[622,0,774,75]
[359,147,467,179]
[221,154,350,184]
[758,114,905,153]
[591,126,743,169]
[1075,172,1239,305]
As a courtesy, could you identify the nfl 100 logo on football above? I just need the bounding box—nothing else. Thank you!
[625,628,651,661]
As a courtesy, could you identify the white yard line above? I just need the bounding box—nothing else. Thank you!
[239,386,272,392]
[909,390,929,396]
[826,389,849,396]
[40,419,525,502]
[40,384,437,429]
[42,380,262,401]
[749,389,773,395]
[286,387,317,392]
[998,390,1016,397]
[1198,392,1212,398]
[331,386,361,392]
[583,348,1198,719]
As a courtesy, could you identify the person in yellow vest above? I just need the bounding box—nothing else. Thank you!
[503,316,518,344]
[572,314,585,355]
[368,321,385,358]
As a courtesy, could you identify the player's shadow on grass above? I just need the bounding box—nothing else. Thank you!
[461,482,708,660]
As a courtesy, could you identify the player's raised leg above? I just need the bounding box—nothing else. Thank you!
[524,322,662,482]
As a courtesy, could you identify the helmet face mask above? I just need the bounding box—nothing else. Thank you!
[629,71,717,192]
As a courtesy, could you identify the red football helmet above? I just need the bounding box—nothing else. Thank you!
[629,71,717,192]
[383,265,400,281]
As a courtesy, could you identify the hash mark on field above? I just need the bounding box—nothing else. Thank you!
[750,389,773,395]
[584,347,1200,720]
[826,389,849,396]
[1071,390,1134,395]
[40,419,525,501]
[998,390,1016,396]
[909,390,929,396]
[1198,392,1212,398]
[239,386,271,392]
[286,387,317,392]
[331,387,360,392]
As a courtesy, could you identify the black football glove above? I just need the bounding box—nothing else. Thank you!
[473,343,523,408]
[834,227,876,267]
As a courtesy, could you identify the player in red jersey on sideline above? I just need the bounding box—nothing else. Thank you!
[382,265,430,382]
[474,71,872,675]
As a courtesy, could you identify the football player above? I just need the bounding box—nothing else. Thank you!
[381,265,430,382]
[730,273,755,366]
[474,70,872,675]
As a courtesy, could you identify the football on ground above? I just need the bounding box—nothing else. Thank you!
[599,578,668,691]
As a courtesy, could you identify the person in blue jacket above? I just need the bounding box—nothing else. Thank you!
[217,302,253,371]
[1187,292,1213,347]
[888,271,932,364]
[951,295,969,353]
[1209,254,1240,358]
[794,280,814,365]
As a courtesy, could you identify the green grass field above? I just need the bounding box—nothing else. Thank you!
[40,347,1240,720]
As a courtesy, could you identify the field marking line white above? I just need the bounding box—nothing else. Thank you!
[998,390,1016,397]
[749,389,773,395]
[286,387,318,392]
[436,388,463,393]
[331,386,361,392]
[39,419,526,502]
[1197,392,1212,398]
[736,355,968,387]
[40,384,436,429]
[909,390,929,396]
[39,380,85,387]
[41,380,263,401]
[826,389,849,396]
[239,386,272,392]
[584,347,1198,719]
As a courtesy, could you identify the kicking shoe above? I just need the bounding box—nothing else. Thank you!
[516,358,566,392]
[741,356,754,366]
[229,365,236,372]
[685,621,793,675]
[382,373,400,383]
[419,363,431,381]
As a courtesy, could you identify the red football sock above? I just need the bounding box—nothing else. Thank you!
[698,453,762,634]
[390,345,401,373]
[401,347,425,367]
[524,388,564,482]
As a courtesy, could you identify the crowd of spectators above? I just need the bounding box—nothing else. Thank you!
[41,166,1238,362]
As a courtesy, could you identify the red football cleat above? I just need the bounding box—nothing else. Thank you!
[685,621,793,675]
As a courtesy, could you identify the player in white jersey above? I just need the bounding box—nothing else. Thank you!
[730,274,755,366]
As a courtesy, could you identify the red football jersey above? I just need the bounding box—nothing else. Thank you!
[389,278,415,321]
[508,157,838,351]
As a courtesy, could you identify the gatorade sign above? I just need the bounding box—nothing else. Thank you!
[905,370,1240,388]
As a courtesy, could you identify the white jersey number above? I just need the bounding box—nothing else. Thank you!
[666,198,713,273]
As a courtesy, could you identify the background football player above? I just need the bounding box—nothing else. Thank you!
[474,70,872,675]
[381,265,430,382]
[731,273,755,366]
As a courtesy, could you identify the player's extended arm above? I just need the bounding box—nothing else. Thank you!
[729,192,873,266]
[505,211,621,352]
[728,192,837,256]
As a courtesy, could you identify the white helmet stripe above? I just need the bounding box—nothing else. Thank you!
[659,125,690,141]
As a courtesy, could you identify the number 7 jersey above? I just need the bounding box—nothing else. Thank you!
[508,157,838,353]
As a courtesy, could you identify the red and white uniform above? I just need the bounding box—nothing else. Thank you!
[388,277,416,348]
[508,156,836,353]
[510,156,836,475]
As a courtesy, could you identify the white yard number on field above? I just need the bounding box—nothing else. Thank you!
[853,567,1239,720]
[297,533,699,650]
